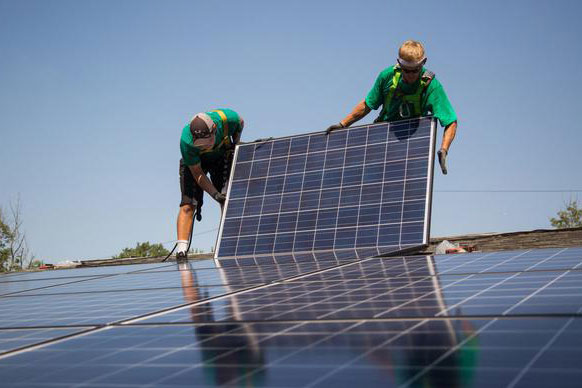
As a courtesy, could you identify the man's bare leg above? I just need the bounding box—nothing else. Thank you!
[176,204,195,257]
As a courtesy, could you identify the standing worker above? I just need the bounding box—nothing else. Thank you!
[176,109,244,261]
[326,40,457,174]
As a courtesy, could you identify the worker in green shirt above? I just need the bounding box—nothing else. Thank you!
[326,40,457,174]
[176,109,244,261]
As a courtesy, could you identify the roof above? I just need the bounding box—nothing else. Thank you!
[70,227,582,269]
[424,226,582,254]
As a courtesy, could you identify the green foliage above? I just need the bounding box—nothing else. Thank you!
[550,199,582,229]
[0,209,13,272]
[114,242,170,259]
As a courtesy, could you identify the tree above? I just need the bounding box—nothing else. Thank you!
[550,199,582,229]
[0,209,11,271]
[114,241,170,259]
[0,197,34,272]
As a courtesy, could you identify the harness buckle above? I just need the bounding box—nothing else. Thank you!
[399,102,412,118]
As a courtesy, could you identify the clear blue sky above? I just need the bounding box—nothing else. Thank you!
[1,0,581,263]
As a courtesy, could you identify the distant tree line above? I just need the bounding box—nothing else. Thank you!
[114,241,169,259]
[113,242,209,259]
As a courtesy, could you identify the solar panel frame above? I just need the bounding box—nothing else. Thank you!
[214,117,437,263]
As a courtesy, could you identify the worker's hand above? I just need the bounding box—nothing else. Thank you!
[325,122,344,135]
[437,148,448,175]
[212,192,226,205]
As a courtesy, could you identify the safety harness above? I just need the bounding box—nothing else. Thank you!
[199,109,233,154]
[211,110,236,186]
[378,65,435,120]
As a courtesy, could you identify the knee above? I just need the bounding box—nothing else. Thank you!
[180,204,195,216]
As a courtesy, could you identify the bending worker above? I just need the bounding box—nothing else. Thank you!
[326,40,457,174]
[176,109,244,261]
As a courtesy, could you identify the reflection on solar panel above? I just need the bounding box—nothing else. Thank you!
[1,247,582,387]
[216,117,436,262]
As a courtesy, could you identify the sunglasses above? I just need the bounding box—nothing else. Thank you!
[401,66,422,74]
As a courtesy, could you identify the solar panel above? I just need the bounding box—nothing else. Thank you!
[215,117,437,263]
[2,247,582,387]
[2,318,582,387]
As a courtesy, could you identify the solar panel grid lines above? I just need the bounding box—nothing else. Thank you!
[0,328,89,355]
[0,249,582,386]
[215,117,436,262]
[4,317,582,387]
[0,263,179,298]
[137,252,582,325]
[504,315,579,388]
[435,247,582,275]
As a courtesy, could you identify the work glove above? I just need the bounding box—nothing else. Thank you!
[213,192,226,205]
[437,148,448,175]
[325,122,344,135]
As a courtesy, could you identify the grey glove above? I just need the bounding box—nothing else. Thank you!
[213,192,226,205]
[437,148,448,175]
[325,122,344,135]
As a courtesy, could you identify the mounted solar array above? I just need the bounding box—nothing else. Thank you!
[215,117,437,264]
[2,247,582,387]
[3,115,581,386]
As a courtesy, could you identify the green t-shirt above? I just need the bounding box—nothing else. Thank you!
[180,109,243,166]
[365,65,457,127]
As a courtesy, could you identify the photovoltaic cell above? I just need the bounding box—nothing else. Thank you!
[215,117,436,262]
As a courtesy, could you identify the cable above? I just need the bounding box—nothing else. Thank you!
[162,213,196,262]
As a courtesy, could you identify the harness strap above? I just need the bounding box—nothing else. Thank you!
[212,109,231,148]
[199,109,232,154]
[379,65,434,120]
[213,110,235,190]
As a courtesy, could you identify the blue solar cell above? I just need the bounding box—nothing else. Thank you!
[303,171,322,190]
[261,194,281,213]
[289,136,308,155]
[335,228,357,249]
[268,157,287,176]
[365,143,386,164]
[299,190,320,210]
[347,126,367,147]
[236,144,255,162]
[250,159,269,177]
[324,149,345,169]
[297,210,317,230]
[337,206,358,228]
[253,141,272,160]
[360,183,382,204]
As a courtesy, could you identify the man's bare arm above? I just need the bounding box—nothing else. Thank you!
[436,121,457,175]
[440,121,457,152]
[189,164,220,196]
[340,99,372,127]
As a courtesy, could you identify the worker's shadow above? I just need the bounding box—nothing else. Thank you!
[389,118,421,141]
[178,262,265,385]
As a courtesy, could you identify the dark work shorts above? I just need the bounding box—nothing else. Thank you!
[179,157,230,208]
